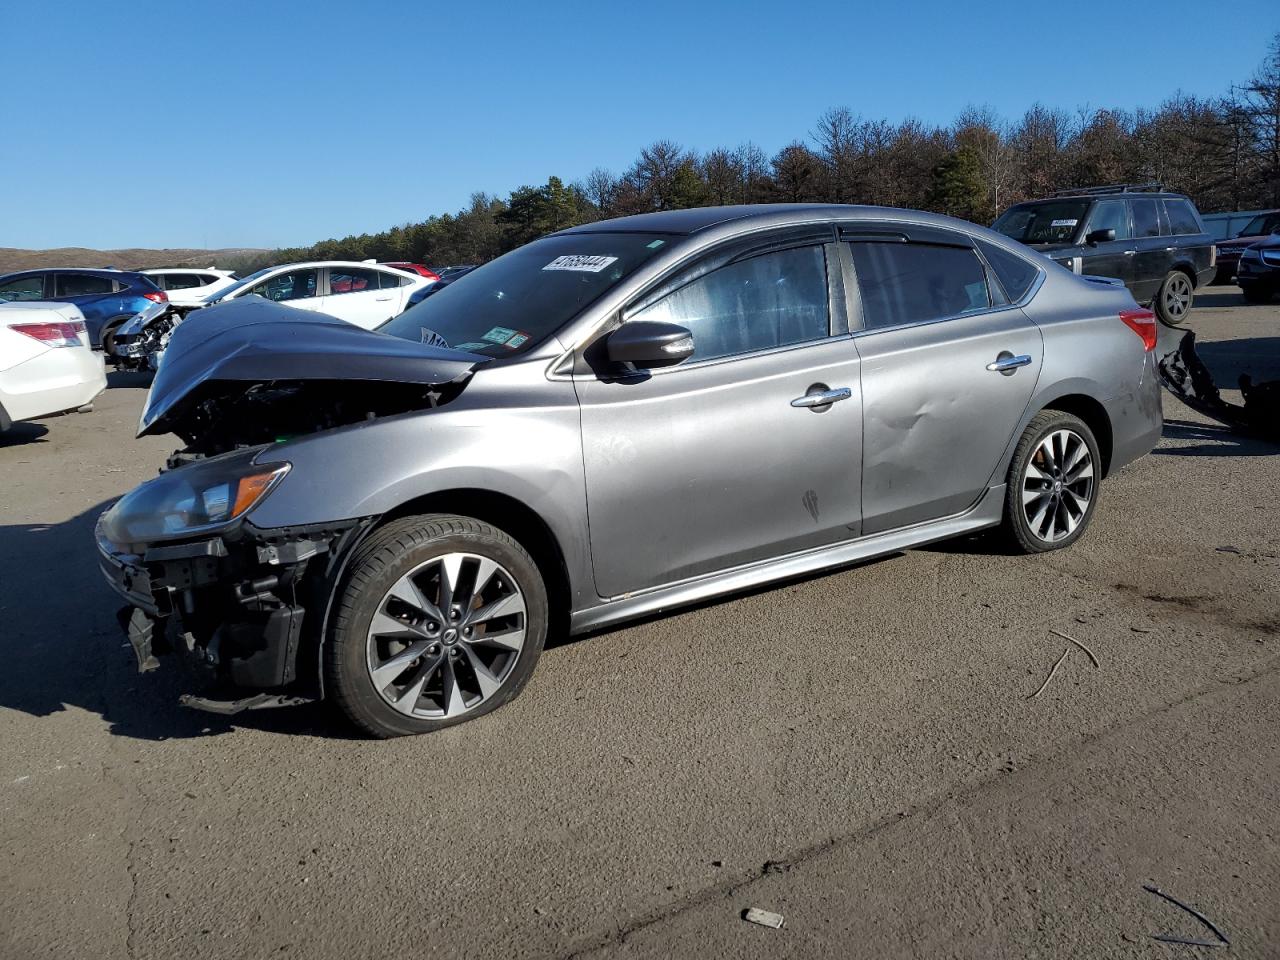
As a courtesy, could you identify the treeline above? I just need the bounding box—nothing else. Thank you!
[233,35,1280,273]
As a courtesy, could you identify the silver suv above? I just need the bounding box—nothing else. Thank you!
[96,205,1163,737]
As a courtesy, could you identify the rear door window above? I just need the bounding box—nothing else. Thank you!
[1164,200,1202,236]
[378,270,407,289]
[626,245,830,363]
[848,242,991,330]
[55,273,115,297]
[161,273,205,290]
[1131,199,1162,238]
[327,267,380,294]
[976,240,1041,302]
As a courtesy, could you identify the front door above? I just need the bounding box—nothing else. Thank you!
[1130,196,1172,303]
[844,235,1042,534]
[1078,198,1135,291]
[576,240,863,598]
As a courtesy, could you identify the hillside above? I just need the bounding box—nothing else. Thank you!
[0,246,270,273]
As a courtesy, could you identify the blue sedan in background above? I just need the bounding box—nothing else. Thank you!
[0,268,167,350]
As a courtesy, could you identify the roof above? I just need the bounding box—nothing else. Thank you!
[1015,191,1190,203]
[555,203,972,236]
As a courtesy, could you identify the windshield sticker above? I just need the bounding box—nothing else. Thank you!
[505,332,530,349]
[1051,219,1078,228]
[452,342,491,352]
[419,328,450,349]
[542,255,619,273]
[481,326,518,344]
[646,239,666,249]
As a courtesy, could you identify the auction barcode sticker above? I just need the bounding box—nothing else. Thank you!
[543,255,619,273]
[1051,219,1078,228]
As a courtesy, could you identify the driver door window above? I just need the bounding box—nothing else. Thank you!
[251,269,318,302]
[0,275,45,301]
[1088,201,1131,240]
[625,245,830,363]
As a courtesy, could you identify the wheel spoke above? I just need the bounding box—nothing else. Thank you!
[391,657,439,715]
[466,592,524,627]
[438,554,464,615]
[440,659,468,717]
[461,645,502,699]
[1030,498,1053,538]
[371,641,433,689]
[369,610,424,642]
[388,574,442,623]
[1066,459,1093,483]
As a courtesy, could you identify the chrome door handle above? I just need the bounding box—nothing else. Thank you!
[986,354,1033,373]
[791,387,852,408]
[375,295,393,301]
[1123,250,1137,256]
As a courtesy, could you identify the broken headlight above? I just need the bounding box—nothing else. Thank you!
[101,448,289,544]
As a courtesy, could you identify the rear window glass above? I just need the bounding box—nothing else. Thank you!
[379,270,407,290]
[976,240,1040,301]
[1164,200,1202,236]
[849,242,990,330]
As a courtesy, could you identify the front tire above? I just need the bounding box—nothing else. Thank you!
[327,515,548,738]
[1001,411,1100,554]
[1154,270,1194,326]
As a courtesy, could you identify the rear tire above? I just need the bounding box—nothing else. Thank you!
[326,514,548,738]
[1241,285,1273,305]
[1001,411,1101,554]
[1154,271,1194,326]
[100,315,132,357]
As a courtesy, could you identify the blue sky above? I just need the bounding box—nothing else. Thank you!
[2,0,1274,250]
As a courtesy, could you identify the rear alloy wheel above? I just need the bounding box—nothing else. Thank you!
[1002,411,1100,554]
[1154,271,1194,326]
[328,515,547,737]
[100,315,133,356]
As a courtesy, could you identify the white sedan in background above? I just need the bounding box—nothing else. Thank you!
[141,268,238,308]
[0,300,106,432]
[196,261,430,328]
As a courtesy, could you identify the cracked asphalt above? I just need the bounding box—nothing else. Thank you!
[1,286,1277,959]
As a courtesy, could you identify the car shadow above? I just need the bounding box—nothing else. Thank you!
[1191,290,1248,308]
[0,500,362,741]
[106,368,153,389]
[1193,336,1280,386]
[0,422,49,447]
[1155,419,1278,457]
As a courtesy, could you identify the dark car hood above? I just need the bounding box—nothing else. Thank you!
[1219,233,1268,251]
[139,297,486,437]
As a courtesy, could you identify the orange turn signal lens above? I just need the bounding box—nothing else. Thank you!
[231,465,289,518]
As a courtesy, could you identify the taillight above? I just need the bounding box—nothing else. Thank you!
[10,320,87,348]
[143,290,168,303]
[1119,308,1157,352]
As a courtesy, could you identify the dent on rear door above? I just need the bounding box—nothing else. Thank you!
[857,310,1043,534]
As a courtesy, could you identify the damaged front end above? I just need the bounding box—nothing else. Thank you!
[95,298,487,713]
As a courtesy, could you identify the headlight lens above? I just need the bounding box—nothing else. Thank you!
[101,449,289,543]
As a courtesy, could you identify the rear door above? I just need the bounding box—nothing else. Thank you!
[577,232,864,598]
[843,225,1042,534]
[1078,199,1134,290]
[319,267,406,328]
[1130,197,1170,302]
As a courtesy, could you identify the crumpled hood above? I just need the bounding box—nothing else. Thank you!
[139,297,486,437]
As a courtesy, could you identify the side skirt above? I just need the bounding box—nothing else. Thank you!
[569,484,1006,635]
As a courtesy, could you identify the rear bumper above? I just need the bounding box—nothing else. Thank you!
[0,345,106,422]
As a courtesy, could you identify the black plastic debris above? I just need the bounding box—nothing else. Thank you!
[1158,330,1279,439]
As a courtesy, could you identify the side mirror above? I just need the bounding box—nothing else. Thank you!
[605,320,694,368]
[1085,228,1115,246]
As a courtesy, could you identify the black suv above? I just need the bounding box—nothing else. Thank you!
[992,185,1216,325]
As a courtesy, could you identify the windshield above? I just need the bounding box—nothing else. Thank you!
[1237,213,1280,237]
[204,266,275,303]
[379,233,676,357]
[992,201,1090,245]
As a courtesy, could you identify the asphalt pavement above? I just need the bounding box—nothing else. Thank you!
[1,287,1277,959]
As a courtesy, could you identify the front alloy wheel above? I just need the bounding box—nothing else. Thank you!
[328,515,547,737]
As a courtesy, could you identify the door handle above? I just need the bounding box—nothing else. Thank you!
[375,295,393,302]
[1123,250,1137,256]
[791,386,852,409]
[986,354,1033,373]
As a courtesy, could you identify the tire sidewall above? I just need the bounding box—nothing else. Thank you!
[329,520,548,737]
[1006,412,1101,553]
